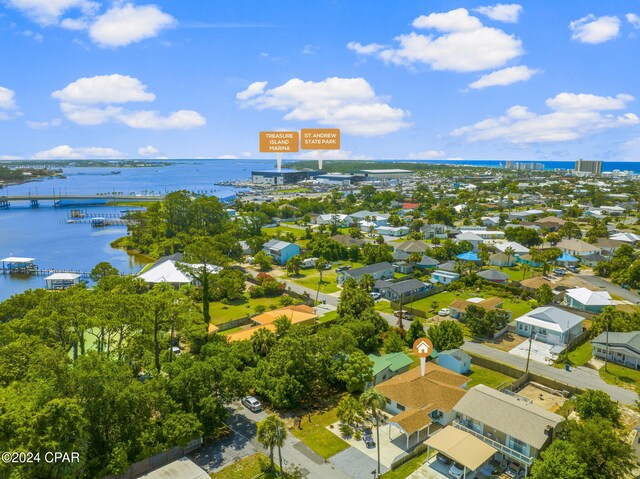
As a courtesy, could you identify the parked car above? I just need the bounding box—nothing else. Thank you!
[622,284,630,290]
[566,265,579,273]
[336,265,352,272]
[241,396,262,412]
[438,308,450,317]
[393,310,413,320]
[362,427,375,448]
[436,453,452,465]
[370,292,381,300]
[323,263,332,270]
[553,268,566,276]
[448,462,465,479]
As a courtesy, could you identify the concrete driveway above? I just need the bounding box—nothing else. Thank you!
[407,457,451,479]
[509,338,556,365]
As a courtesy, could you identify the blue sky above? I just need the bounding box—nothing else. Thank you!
[0,0,639,161]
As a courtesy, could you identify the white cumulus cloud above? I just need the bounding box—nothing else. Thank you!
[469,65,538,89]
[294,149,372,160]
[33,145,124,159]
[52,74,156,104]
[26,118,62,129]
[89,3,175,47]
[52,74,205,130]
[0,86,17,110]
[237,77,410,136]
[475,4,523,23]
[451,92,638,144]
[138,145,159,156]
[6,0,98,26]
[570,15,620,44]
[349,8,523,72]
[627,13,640,29]
[406,150,446,160]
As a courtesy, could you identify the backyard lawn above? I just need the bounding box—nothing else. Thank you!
[556,340,592,367]
[410,289,534,319]
[317,310,338,324]
[375,300,395,315]
[599,363,640,392]
[466,364,514,389]
[290,407,350,459]
[289,268,339,294]
[210,453,276,479]
[208,294,290,325]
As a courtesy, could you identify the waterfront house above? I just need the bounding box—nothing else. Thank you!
[138,255,222,288]
[375,363,468,449]
[451,385,563,476]
[430,270,460,285]
[437,349,471,374]
[515,306,584,345]
[261,239,301,266]
[45,272,81,290]
[338,262,394,285]
[564,287,612,313]
[367,351,413,387]
[591,331,640,370]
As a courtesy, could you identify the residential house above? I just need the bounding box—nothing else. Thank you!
[349,210,389,227]
[437,349,471,374]
[261,239,302,266]
[477,269,510,283]
[395,240,430,254]
[431,270,460,285]
[482,216,501,228]
[437,261,458,272]
[330,234,365,248]
[138,255,222,288]
[595,238,625,256]
[456,232,484,251]
[450,297,505,320]
[393,261,414,274]
[417,255,440,269]
[224,305,318,342]
[533,216,566,232]
[491,241,529,256]
[516,254,543,268]
[421,224,452,239]
[373,278,430,302]
[591,331,640,370]
[564,287,612,313]
[515,306,584,346]
[367,352,413,387]
[581,253,609,267]
[378,225,410,237]
[451,385,564,476]
[610,232,640,244]
[375,363,469,449]
[489,253,515,267]
[45,273,81,290]
[508,209,545,221]
[338,261,395,285]
[315,213,354,227]
[556,239,601,257]
[519,277,554,293]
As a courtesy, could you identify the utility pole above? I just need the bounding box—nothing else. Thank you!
[525,333,536,373]
[604,319,610,372]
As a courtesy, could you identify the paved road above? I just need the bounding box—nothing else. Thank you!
[578,273,640,303]
[193,403,351,479]
[462,340,638,405]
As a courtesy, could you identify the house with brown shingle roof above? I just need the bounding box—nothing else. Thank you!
[375,362,468,448]
[519,277,554,292]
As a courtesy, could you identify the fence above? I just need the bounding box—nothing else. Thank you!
[214,317,253,332]
[390,285,447,316]
[389,442,432,470]
[103,438,202,479]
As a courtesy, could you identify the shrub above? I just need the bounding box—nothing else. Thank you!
[339,424,353,437]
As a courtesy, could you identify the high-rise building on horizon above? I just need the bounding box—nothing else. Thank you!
[575,159,602,175]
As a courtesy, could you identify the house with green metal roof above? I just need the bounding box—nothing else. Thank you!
[366,352,413,387]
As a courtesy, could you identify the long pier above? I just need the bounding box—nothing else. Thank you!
[0,194,164,209]
[0,266,92,278]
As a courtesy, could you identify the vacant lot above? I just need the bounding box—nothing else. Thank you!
[209,294,292,325]
[466,364,515,389]
[290,407,350,459]
[410,289,534,319]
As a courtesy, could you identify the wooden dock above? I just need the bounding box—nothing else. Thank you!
[0,266,91,278]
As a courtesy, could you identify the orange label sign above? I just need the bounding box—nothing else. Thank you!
[260,131,299,153]
[412,338,433,358]
[301,128,340,150]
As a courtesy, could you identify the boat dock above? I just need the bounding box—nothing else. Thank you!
[1,257,91,278]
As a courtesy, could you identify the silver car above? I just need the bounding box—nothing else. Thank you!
[241,396,262,412]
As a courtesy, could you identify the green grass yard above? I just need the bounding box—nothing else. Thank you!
[466,364,514,389]
[599,363,640,392]
[290,407,349,459]
[210,453,276,479]
[411,289,533,319]
[289,268,339,294]
[556,341,592,367]
[208,294,291,325]
[380,449,435,479]
[317,310,338,324]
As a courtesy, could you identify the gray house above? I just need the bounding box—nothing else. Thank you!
[338,261,395,285]
[591,331,640,370]
[373,278,430,302]
[515,306,584,346]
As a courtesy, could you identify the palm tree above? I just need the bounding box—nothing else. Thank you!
[504,246,516,267]
[359,273,375,292]
[257,415,288,474]
[252,327,276,356]
[337,396,365,428]
[286,255,302,277]
[315,257,329,303]
[360,388,387,476]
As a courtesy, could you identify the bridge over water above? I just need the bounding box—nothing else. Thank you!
[0,194,165,208]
